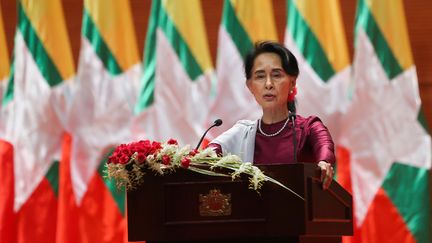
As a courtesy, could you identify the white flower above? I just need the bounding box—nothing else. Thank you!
[160,143,177,155]
[194,147,218,159]
[210,154,242,169]
[148,162,164,175]
[177,144,191,155]
[146,154,156,165]
[231,162,253,180]
[249,166,266,190]
[105,139,291,195]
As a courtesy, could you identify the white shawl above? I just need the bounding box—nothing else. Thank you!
[210,120,258,163]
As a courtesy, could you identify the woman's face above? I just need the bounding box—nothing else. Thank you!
[247,52,296,112]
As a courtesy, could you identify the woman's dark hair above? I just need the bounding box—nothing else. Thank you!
[244,41,299,113]
[244,41,299,80]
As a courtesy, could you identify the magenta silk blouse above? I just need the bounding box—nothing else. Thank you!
[209,115,335,165]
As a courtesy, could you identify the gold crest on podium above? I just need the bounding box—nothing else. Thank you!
[199,189,232,216]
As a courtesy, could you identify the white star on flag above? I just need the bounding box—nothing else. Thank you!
[339,30,431,225]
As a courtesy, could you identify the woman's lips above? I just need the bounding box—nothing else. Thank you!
[263,94,276,101]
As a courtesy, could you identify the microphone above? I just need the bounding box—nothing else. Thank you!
[290,113,297,163]
[288,101,297,163]
[195,119,223,150]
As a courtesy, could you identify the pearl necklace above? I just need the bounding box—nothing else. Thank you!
[258,117,290,137]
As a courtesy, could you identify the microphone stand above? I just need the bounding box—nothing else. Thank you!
[289,112,297,163]
[195,119,223,150]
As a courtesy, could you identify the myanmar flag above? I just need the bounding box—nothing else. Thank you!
[339,0,431,242]
[0,3,14,242]
[0,0,74,242]
[0,141,14,243]
[0,1,8,105]
[59,0,140,242]
[284,0,350,142]
[133,0,213,146]
[207,0,278,138]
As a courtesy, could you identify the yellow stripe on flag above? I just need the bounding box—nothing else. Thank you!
[21,0,75,80]
[366,0,413,69]
[84,0,139,71]
[0,3,9,80]
[163,0,213,73]
[292,0,349,72]
[231,0,278,43]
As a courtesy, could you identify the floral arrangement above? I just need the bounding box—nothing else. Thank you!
[105,138,297,196]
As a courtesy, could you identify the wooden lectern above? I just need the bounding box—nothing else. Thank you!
[127,163,353,243]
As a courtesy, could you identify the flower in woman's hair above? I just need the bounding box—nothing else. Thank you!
[167,138,178,145]
[181,157,191,168]
[287,86,297,102]
[162,155,171,165]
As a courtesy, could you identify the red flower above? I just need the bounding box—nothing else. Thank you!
[136,140,152,154]
[108,153,117,164]
[151,141,162,153]
[189,149,198,156]
[287,87,297,102]
[136,153,146,164]
[162,155,171,165]
[119,155,130,164]
[181,157,191,168]
[108,139,180,166]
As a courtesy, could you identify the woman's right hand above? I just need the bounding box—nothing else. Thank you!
[317,161,334,190]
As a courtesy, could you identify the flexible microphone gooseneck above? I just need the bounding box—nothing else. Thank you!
[288,101,297,163]
[289,113,297,163]
[195,119,223,150]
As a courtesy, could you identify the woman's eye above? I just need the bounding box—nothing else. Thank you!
[272,72,282,79]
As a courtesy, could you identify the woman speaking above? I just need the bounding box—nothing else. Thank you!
[209,41,335,189]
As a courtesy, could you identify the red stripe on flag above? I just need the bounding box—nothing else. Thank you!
[56,133,81,243]
[338,146,417,243]
[57,134,135,242]
[79,170,127,242]
[336,146,361,243]
[16,178,57,243]
[363,188,416,242]
[336,146,352,194]
[346,188,417,243]
[0,140,17,243]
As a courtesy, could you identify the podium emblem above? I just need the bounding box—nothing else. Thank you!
[199,189,231,216]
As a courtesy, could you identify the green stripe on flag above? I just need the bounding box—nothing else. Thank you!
[18,2,63,87]
[135,0,202,113]
[158,5,202,80]
[2,60,14,106]
[222,0,253,59]
[82,10,122,76]
[382,162,431,243]
[417,108,430,133]
[98,149,125,216]
[287,0,335,82]
[135,0,159,113]
[45,161,59,198]
[355,0,403,80]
